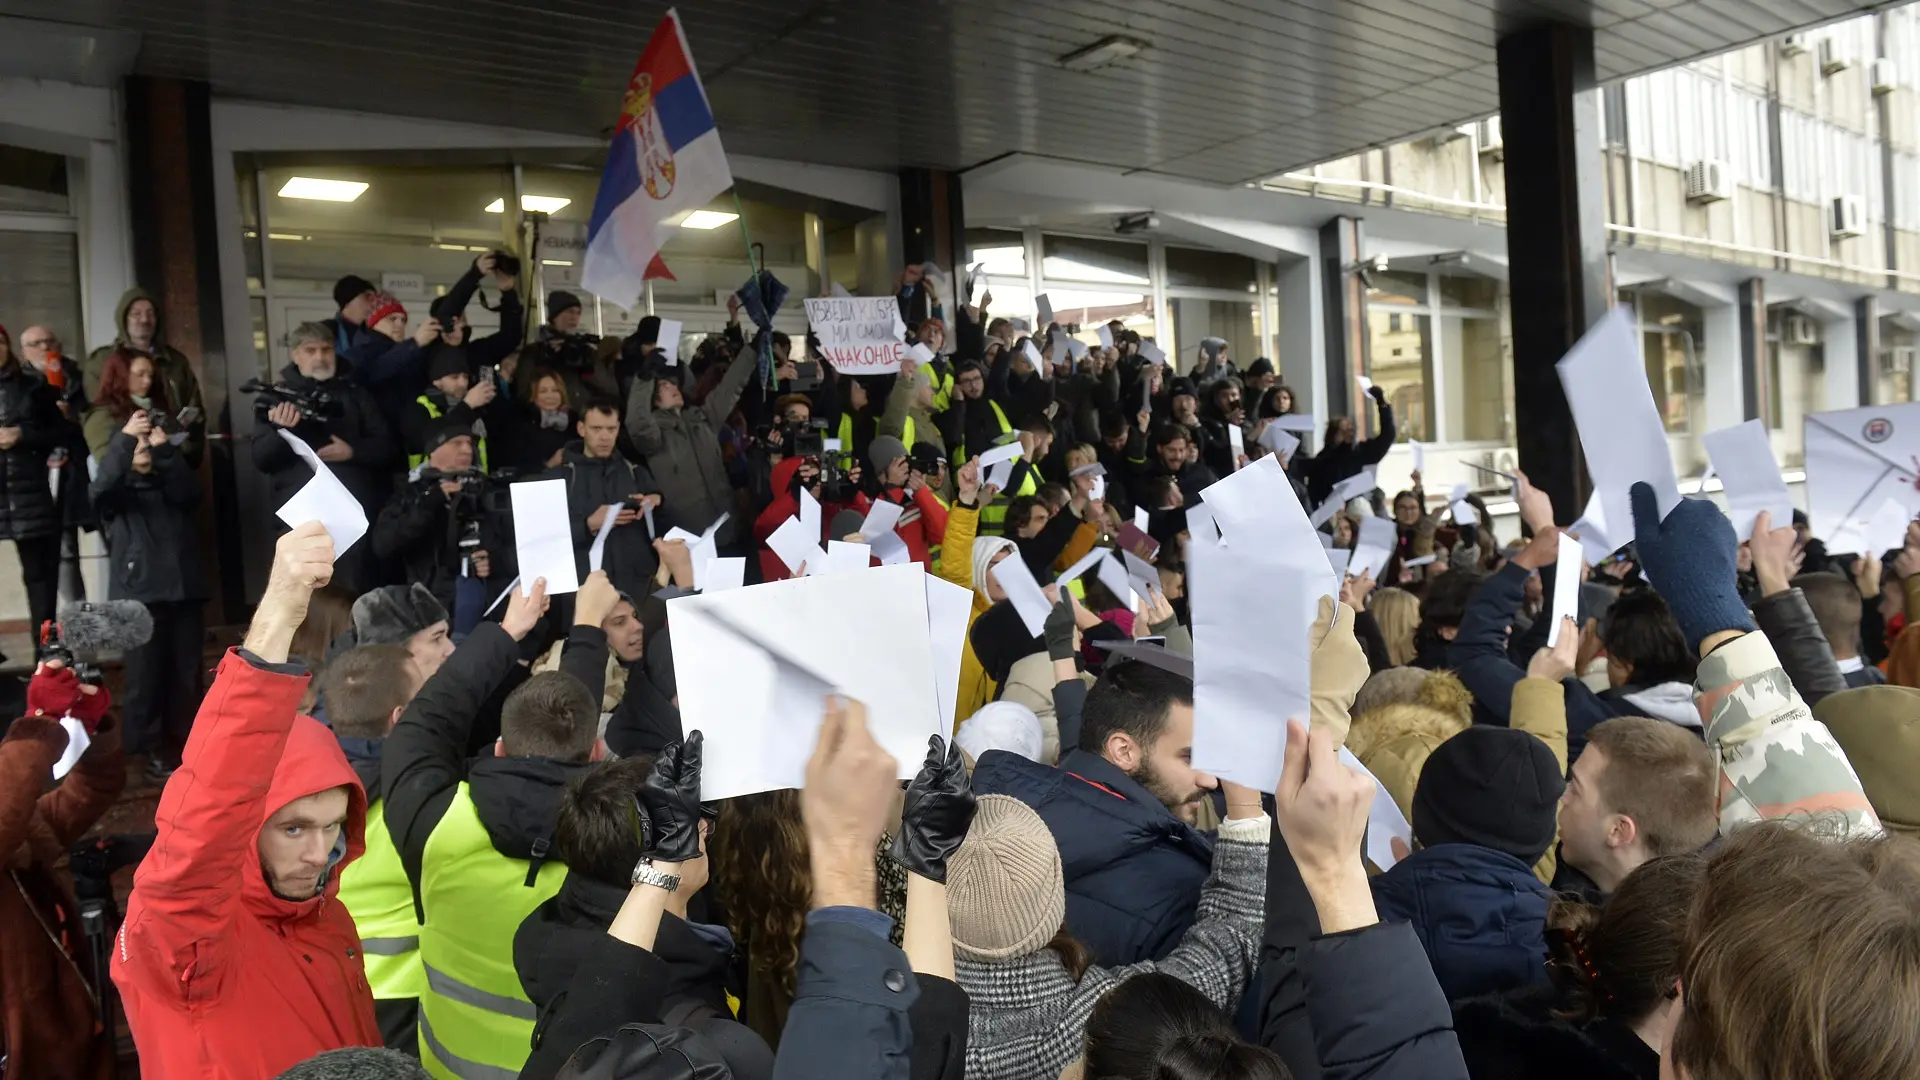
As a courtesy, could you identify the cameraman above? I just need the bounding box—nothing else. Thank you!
[370,419,516,630]
[525,289,617,406]
[90,405,206,781]
[558,398,662,599]
[753,448,864,583]
[854,435,948,567]
[252,322,399,592]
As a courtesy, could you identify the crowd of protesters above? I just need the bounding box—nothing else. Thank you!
[2,255,1918,1080]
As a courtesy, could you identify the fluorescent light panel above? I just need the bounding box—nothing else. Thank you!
[278,177,368,202]
[485,195,572,213]
[677,209,738,230]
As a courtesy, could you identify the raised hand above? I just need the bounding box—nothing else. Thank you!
[638,732,705,863]
[891,735,975,883]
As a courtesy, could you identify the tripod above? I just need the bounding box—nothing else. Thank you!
[67,832,157,1079]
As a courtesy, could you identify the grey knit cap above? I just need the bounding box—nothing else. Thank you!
[947,794,1065,961]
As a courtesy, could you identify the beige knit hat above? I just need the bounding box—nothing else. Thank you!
[947,794,1066,961]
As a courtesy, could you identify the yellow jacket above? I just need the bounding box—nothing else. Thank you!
[938,502,996,728]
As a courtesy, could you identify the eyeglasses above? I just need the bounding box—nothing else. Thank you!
[22,338,55,349]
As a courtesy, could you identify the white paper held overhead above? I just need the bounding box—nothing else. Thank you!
[1547,533,1583,647]
[1701,419,1793,542]
[273,430,370,555]
[989,555,1055,637]
[509,478,582,594]
[1556,307,1681,543]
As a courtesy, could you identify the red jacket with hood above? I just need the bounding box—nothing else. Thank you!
[754,456,857,583]
[112,650,379,1078]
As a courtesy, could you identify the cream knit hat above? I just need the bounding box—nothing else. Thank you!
[947,794,1066,961]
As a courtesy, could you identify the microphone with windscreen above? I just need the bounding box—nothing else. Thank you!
[41,600,155,684]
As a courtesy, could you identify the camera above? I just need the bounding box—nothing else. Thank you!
[38,621,102,685]
[490,249,521,277]
[243,378,341,423]
[909,445,945,478]
[543,331,604,372]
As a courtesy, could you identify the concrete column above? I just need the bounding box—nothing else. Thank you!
[1496,22,1611,523]
[1855,296,1879,406]
[803,211,828,297]
[1318,216,1365,436]
[1702,302,1745,433]
[1738,279,1768,422]
[1275,253,1325,453]
[1822,307,1861,410]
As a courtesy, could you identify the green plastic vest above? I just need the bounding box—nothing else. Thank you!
[410,395,489,472]
[838,414,915,458]
[336,796,425,1001]
[417,783,567,1080]
[977,457,1038,536]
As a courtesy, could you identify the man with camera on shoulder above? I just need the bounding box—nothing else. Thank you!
[370,417,516,633]
[251,322,398,592]
[525,289,617,406]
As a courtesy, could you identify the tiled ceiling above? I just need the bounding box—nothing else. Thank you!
[0,0,1894,184]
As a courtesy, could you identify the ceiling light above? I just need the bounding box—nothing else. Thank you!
[485,195,573,214]
[542,259,574,267]
[676,209,739,230]
[268,232,309,241]
[1058,35,1148,72]
[278,177,368,202]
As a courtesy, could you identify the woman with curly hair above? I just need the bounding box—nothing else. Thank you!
[709,790,907,1050]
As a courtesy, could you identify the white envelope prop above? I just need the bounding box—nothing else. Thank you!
[1805,403,1920,553]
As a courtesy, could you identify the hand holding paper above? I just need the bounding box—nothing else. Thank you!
[274,430,369,555]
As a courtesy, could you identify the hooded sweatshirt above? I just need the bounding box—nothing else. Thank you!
[82,288,207,465]
[113,650,380,1078]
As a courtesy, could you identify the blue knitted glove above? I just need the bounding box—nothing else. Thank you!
[1628,481,1754,651]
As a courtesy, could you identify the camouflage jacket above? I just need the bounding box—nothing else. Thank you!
[1697,631,1882,837]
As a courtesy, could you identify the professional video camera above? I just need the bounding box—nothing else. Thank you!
[144,404,202,437]
[38,600,156,685]
[418,466,517,550]
[778,419,856,502]
[242,377,341,423]
[909,444,946,479]
[541,330,604,373]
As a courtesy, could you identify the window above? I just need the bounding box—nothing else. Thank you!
[1164,246,1256,292]
[1368,306,1431,442]
[1388,313,1402,333]
[1040,235,1149,285]
[1039,233,1157,345]
[1636,292,1707,434]
[0,144,69,214]
[1362,270,1512,445]
[1766,307,1825,464]
[1878,315,1917,405]
[965,228,1026,276]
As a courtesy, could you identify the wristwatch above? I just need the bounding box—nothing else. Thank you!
[631,857,681,893]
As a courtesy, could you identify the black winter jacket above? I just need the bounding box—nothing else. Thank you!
[1452,984,1658,1080]
[1305,397,1395,507]
[369,476,517,615]
[557,446,663,599]
[0,361,65,541]
[250,362,400,517]
[88,431,205,603]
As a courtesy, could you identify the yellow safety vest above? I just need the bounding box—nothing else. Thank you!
[977,458,1039,536]
[929,366,955,414]
[417,783,567,1080]
[952,400,1012,469]
[926,490,950,573]
[410,396,489,472]
[337,797,426,1002]
[839,414,915,458]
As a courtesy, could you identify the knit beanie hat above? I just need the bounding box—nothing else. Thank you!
[351,583,449,647]
[333,275,377,310]
[956,702,1044,764]
[422,414,473,457]
[828,509,864,544]
[1412,725,1565,863]
[426,343,470,382]
[947,794,1065,961]
[546,290,582,322]
[970,536,1017,601]
[868,435,908,473]
[635,315,661,347]
[366,293,407,329]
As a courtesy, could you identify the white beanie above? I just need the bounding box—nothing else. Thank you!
[970,536,1017,602]
[956,701,1044,763]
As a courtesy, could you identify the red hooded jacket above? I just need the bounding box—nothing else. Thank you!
[113,650,379,1078]
[754,456,858,583]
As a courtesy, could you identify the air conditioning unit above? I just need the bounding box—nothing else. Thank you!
[1874,57,1898,95]
[1832,194,1866,238]
[1786,314,1819,346]
[1685,159,1733,203]
[1476,118,1504,160]
[1820,38,1851,75]
[1883,345,1914,375]
[1781,33,1810,57]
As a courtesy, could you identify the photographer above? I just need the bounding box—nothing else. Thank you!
[370,419,516,629]
[526,289,617,406]
[0,660,122,1080]
[401,343,510,470]
[560,398,663,599]
[0,324,70,632]
[754,446,865,582]
[253,322,400,592]
[854,435,948,567]
[80,288,207,465]
[89,405,206,780]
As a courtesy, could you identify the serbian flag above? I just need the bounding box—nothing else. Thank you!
[582,10,730,306]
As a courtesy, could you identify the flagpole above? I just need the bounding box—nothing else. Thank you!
[730,189,758,276]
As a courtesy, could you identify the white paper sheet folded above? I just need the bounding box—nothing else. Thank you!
[1548,533,1583,647]
[1557,307,1681,542]
[656,318,684,366]
[1259,424,1301,458]
[588,504,622,572]
[1804,402,1920,552]
[1093,552,1136,607]
[1701,418,1793,542]
[1410,440,1424,473]
[1036,293,1054,327]
[509,477,582,594]
[274,430,369,554]
[1569,490,1614,565]
[1021,340,1045,370]
[925,576,972,727]
[1271,414,1317,433]
[1188,456,1335,791]
[1347,516,1397,581]
[990,554,1054,637]
[767,515,826,575]
[1340,747,1414,871]
[1227,424,1244,466]
[821,540,873,575]
[1055,547,1111,588]
[907,343,936,367]
[1139,339,1167,366]
[1097,324,1114,350]
[799,488,821,542]
[670,564,940,799]
[859,499,904,543]
[703,557,746,592]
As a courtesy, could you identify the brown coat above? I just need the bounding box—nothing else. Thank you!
[1,715,126,1080]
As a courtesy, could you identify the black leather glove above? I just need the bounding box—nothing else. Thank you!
[1044,596,1077,661]
[891,735,976,883]
[637,730,704,863]
[1368,383,1386,405]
